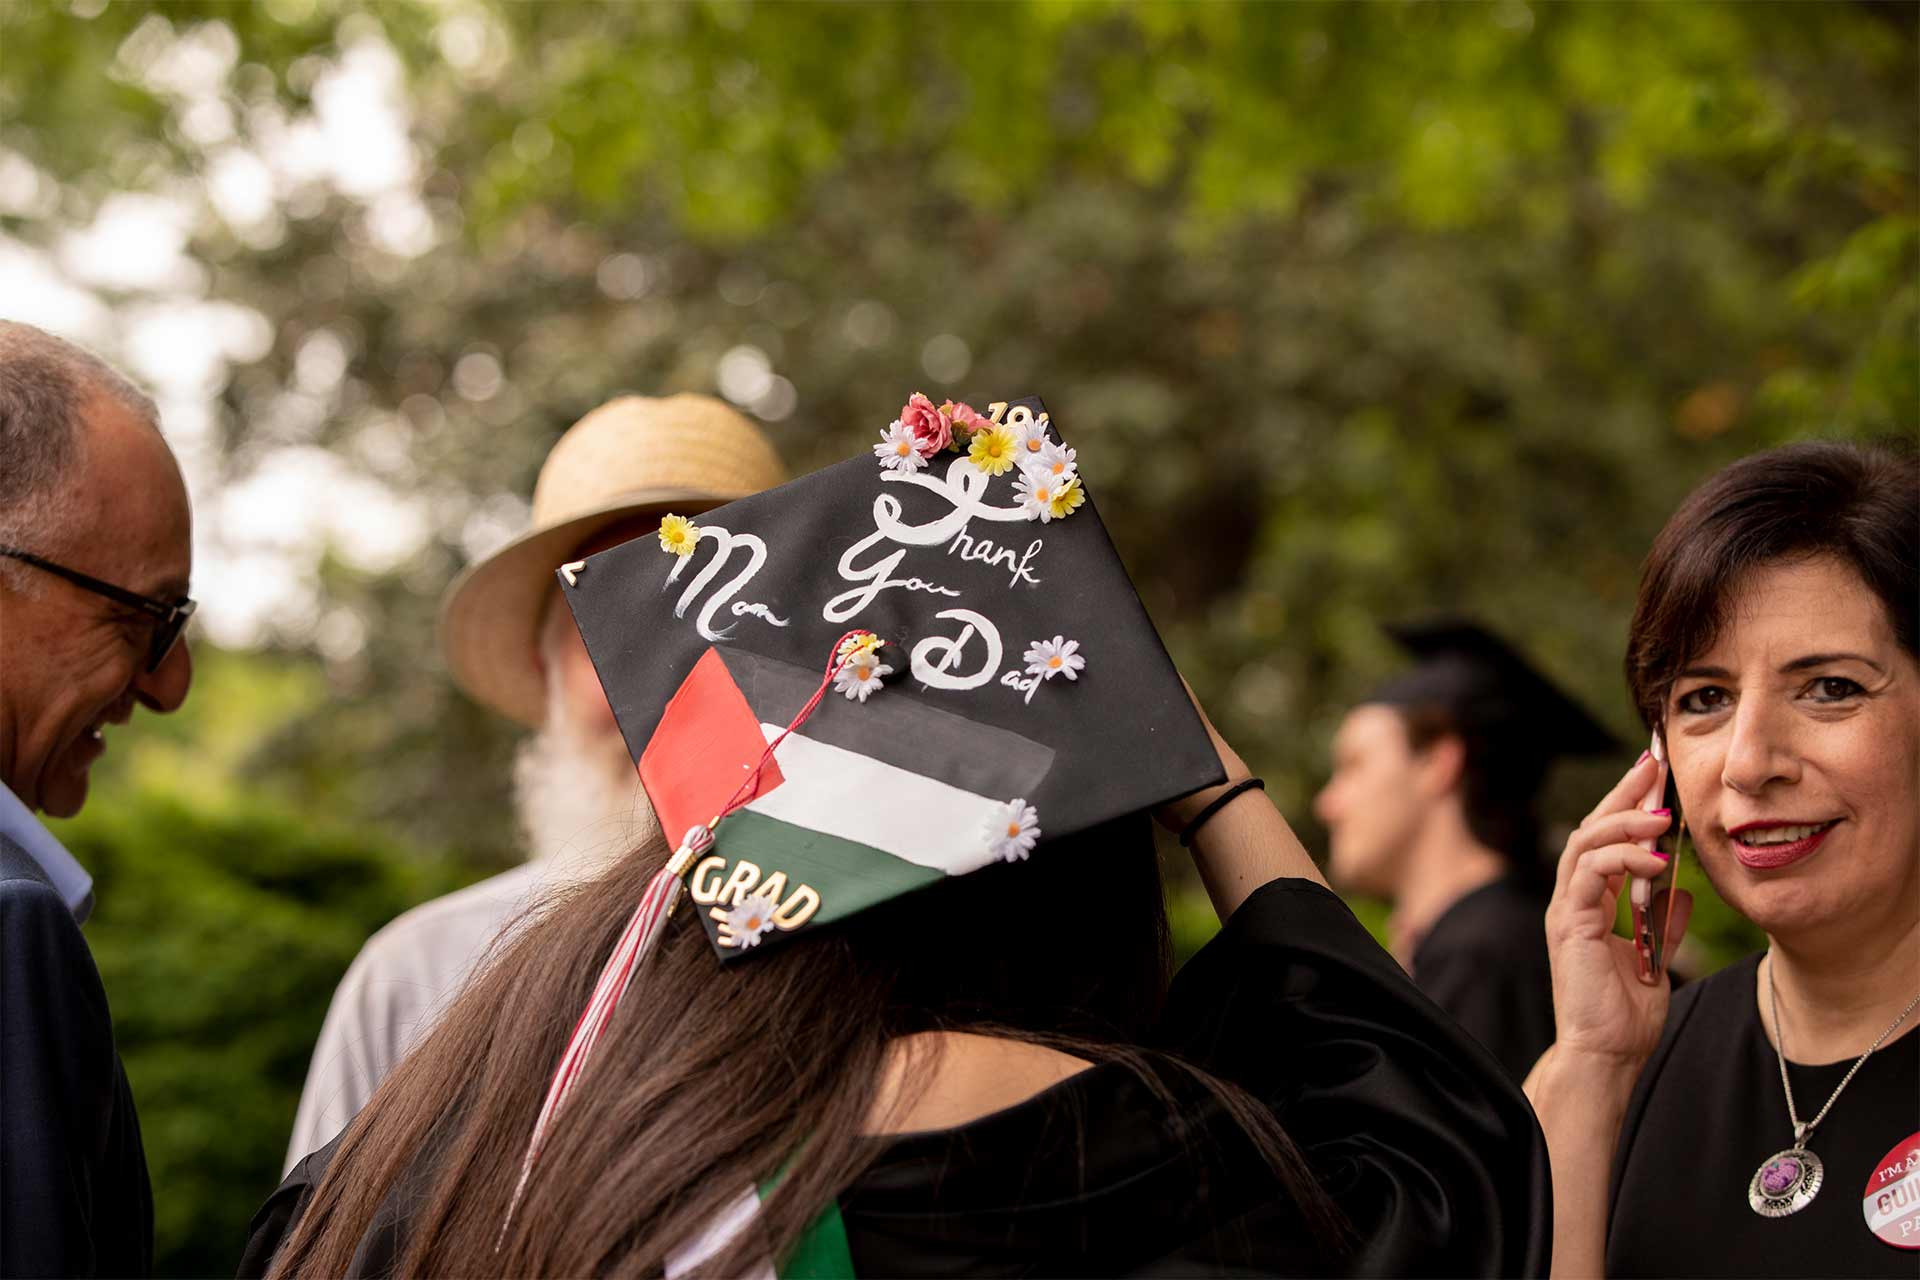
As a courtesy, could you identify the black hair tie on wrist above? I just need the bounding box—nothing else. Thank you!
[1177,777,1266,848]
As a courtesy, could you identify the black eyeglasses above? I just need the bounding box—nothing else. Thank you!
[0,544,196,673]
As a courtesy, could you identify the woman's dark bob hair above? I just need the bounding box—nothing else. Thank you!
[1626,439,1917,729]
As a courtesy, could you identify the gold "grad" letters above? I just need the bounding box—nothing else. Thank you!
[688,855,822,931]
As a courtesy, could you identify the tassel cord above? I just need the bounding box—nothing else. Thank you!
[498,630,877,1246]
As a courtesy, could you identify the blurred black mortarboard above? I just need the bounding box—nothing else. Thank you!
[1365,620,1618,759]
[560,393,1223,964]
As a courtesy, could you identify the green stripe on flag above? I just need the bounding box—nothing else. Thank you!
[759,1155,856,1279]
[713,809,944,929]
[778,1201,855,1279]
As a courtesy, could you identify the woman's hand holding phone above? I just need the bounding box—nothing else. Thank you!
[1542,751,1696,1068]
[1528,750,1699,1278]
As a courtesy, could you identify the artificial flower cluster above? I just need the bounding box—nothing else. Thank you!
[874,393,1086,523]
[879,391,983,475]
[874,392,992,473]
[833,631,892,702]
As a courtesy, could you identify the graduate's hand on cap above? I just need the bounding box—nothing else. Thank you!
[1544,755,1696,1068]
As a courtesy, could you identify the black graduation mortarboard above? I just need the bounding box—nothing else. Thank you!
[504,393,1222,1225]
[560,393,1221,963]
[1365,620,1618,758]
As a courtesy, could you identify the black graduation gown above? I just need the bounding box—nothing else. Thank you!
[0,835,152,1278]
[1409,876,1556,1084]
[240,878,1549,1277]
[1608,953,1920,1277]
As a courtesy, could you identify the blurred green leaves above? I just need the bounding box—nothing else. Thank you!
[50,659,467,1275]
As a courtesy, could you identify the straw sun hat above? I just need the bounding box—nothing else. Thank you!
[440,394,789,727]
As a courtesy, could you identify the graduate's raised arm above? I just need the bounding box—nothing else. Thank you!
[1155,677,1327,921]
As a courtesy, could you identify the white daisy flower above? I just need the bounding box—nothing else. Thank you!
[1010,415,1052,462]
[834,652,894,702]
[1024,636,1085,682]
[1030,440,1077,484]
[873,420,928,473]
[723,893,780,948]
[1013,469,1064,522]
[986,798,1041,862]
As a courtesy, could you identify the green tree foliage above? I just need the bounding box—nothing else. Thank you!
[4,3,1914,1271]
[54,802,464,1274]
[4,0,1907,855]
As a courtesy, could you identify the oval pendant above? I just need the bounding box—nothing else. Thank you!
[1750,1146,1824,1217]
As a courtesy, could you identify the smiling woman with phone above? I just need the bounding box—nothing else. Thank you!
[1526,440,1920,1276]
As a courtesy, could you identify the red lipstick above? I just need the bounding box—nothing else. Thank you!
[1729,820,1838,871]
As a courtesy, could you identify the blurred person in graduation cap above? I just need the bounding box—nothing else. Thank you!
[283,396,786,1171]
[1314,621,1618,1081]
[243,395,1546,1278]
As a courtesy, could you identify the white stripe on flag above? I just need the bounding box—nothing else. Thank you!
[664,1185,775,1280]
[745,724,1009,876]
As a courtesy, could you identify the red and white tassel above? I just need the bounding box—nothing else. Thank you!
[499,821,714,1243]
[497,630,876,1247]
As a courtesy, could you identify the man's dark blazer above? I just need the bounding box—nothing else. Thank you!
[1,833,152,1278]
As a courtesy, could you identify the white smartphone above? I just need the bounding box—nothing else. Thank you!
[1631,730,1682,984]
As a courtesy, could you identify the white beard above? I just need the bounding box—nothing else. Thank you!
[511,703,662,879]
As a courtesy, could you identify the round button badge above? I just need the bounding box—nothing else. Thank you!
[1863,1129,1920,1250]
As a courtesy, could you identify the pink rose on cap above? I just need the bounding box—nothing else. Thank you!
[941,399,990,446]
[900,392,951,457]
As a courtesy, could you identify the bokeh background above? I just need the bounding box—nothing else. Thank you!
[3,2,1914,1272]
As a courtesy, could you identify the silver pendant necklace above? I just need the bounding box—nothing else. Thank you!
[1749,952,1920,1218]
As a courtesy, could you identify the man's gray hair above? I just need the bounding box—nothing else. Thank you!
[0,321,159,577]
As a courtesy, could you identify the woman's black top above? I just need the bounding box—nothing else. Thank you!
[1409,876,1556,1083]
[240,878,1549,1277]
[1608,953,1920,1277]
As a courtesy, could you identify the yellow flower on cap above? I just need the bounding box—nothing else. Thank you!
[967,425,1019,477]
[837,631,884,661]
[1046,476,1086,520]
[658,513,701,556]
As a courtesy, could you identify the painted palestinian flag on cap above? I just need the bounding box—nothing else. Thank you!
[642,646,1053,958]
[561,394,1223,963]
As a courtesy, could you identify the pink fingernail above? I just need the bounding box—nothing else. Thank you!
[1653,849,1672,861]
[1636,750,1651,764]
[1650,807,1671,817]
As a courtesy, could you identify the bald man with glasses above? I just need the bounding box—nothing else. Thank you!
[0,320,195,1276]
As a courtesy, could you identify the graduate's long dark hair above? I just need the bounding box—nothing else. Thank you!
[267,815,1339,1277]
